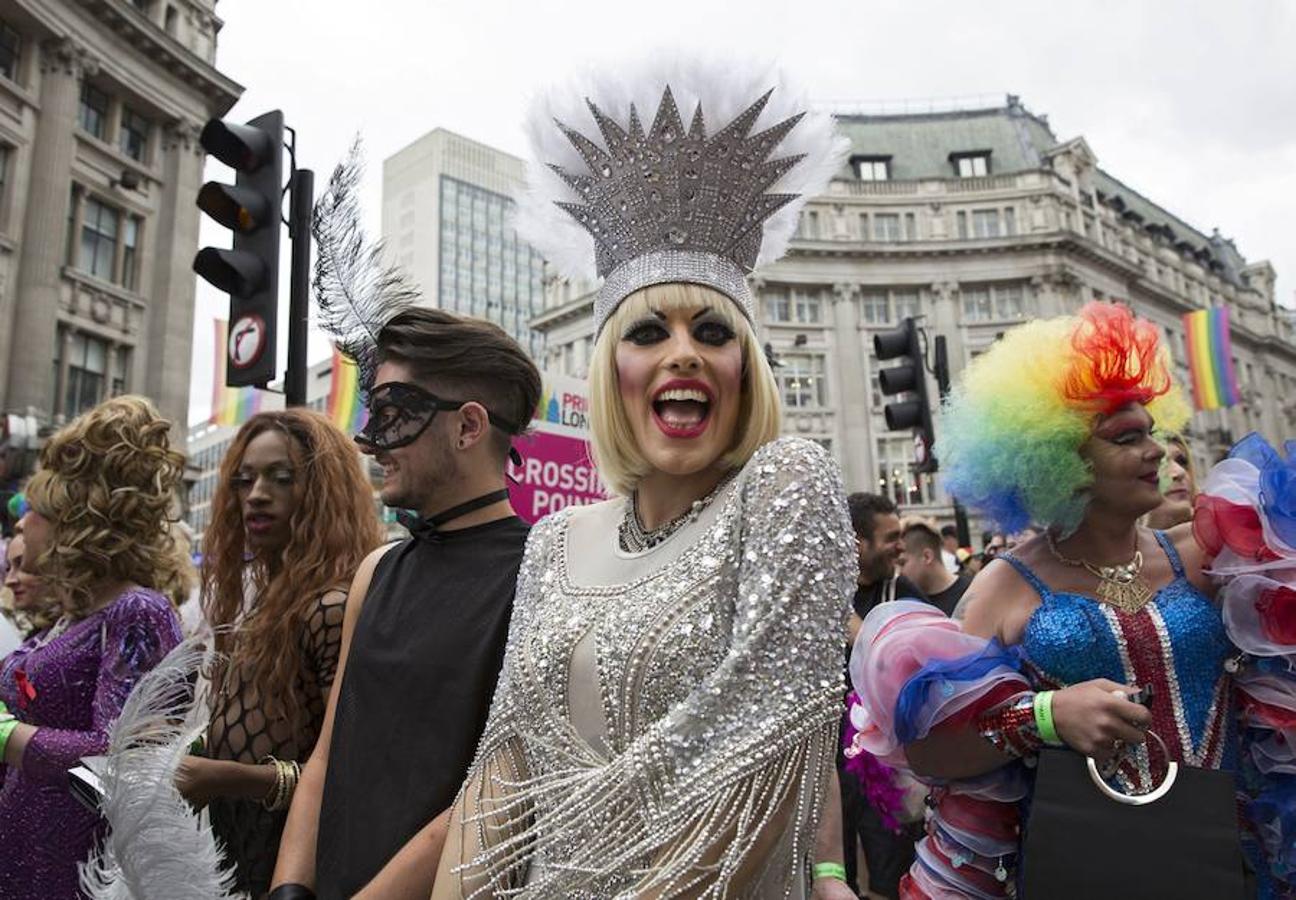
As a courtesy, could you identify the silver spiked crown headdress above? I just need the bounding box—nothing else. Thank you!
[515,60,848,337]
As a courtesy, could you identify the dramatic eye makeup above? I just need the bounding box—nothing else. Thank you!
[1094,409,1154,444]
[620,308,736,347]
[622,317,669,345]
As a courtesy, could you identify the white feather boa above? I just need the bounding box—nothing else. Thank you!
[512,54,849,281]
[79,638,239,899]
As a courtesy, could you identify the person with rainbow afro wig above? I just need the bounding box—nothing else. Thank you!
[844,301,1296,898]
[939,301,1189,536]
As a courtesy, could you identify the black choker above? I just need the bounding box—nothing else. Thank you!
[400,489,511,542]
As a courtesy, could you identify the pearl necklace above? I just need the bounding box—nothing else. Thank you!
[618,470,737,553]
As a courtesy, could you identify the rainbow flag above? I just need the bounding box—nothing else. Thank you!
[210,319,263,426]
[1183,307,1241,411]
[327,347,367,433]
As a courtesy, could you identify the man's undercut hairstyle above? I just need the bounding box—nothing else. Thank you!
[847,492,897,542]
[903,520,943,558]
[376,308,542,462]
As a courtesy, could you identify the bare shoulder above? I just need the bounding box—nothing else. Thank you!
[1166,521,1214,596]
[960,549,1043,644]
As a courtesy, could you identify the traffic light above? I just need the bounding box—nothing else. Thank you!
[875,316,937,472]
[194,110,285,387]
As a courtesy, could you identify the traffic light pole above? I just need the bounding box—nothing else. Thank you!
[933,334,972,548]
[285,168,314,408]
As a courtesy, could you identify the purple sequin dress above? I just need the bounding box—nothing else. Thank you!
[0,587,181,898]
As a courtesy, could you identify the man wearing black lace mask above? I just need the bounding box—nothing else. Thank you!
[271,308,541,900]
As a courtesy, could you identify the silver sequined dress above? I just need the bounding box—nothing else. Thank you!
[437,437,857,899]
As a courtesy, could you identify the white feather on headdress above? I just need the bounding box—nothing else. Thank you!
[80,639,239,900]
[512,55,849,283]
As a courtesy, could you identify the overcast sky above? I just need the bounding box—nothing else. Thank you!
[188,0,1296,424]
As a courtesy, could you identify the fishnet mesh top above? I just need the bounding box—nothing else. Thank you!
[206,589,346,896]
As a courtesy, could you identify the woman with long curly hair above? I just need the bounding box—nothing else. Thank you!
[0,396,185,898]
[176,409,384,896]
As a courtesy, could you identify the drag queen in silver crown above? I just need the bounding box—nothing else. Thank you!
[431,60,856,899]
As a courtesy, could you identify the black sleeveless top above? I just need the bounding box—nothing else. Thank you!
[315,516,529,898]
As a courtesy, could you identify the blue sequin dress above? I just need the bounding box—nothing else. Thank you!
[1003,531,1236,793]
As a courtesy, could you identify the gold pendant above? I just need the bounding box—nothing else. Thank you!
[1094,575,1154,613]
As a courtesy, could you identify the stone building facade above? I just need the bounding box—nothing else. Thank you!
[0,0,239,448]
[531,97,1294,527]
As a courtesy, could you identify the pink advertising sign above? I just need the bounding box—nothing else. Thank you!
[508,371,607,524]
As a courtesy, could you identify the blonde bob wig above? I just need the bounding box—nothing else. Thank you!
[588,282,782,496]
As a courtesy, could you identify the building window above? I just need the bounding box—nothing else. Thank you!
[776,353,827,408]
[961,283,1027,322]
[893,288,921,320]
[857,213,869,240]
[956,211,968,239]
[904,212,917,241]
[119,107,150,162]
[995,283,1025,318]
[971,209,1001,238]
[794,290,823,324]
[164,5,178,35]
[858,289,890,325]
[0,145,10,214]
[765,289,791,322]
[951,152,990,178]
[1004,207,1017,236]
[79,196,118,279]
[79,84,109,140]
[0,20,19,82]
[57,331,127,417]
[853,156,890,181]
[874,213,901,241]
[859,287,921,326]
[876,436,933,505]
[763,286,823,324]
[122,215,141,290]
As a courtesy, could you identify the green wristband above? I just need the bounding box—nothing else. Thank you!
[1034,690,1061,745]
[813,861,848,882]
[0,716,19,762]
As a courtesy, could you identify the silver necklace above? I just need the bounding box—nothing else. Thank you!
[619,469,737,553]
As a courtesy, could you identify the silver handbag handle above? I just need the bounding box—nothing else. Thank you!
[1085,730,1178,806]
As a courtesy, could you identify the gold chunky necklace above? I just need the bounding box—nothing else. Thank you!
[1046,531,1154,613]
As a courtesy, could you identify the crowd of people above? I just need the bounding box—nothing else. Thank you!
[0,56,1292,900]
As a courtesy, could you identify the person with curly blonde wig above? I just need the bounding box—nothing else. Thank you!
[0,395,184,898]
[175,409,384,896]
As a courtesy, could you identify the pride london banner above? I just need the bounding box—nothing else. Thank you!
[326,348,366,433]
[507,371,606,523]
[209,319,263,426]
[1183,308,1242,411]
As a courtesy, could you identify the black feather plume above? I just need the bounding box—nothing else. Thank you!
[312,138,420,393]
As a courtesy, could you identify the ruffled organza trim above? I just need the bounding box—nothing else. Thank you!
[1201,432,1296,891]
